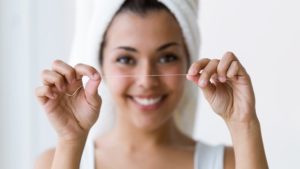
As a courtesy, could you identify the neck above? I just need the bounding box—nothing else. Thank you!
[110,113,191,151]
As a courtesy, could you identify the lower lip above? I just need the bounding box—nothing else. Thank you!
[130,96,166,111]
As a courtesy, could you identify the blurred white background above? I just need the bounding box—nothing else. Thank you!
[0,0,299,169]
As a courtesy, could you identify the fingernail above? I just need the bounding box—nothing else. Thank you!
[188,69,197,75]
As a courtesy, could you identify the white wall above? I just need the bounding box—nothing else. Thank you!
[0,0,74,168]
[0,0,299,169]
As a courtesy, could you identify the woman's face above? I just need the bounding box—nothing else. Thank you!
[102,10,188,130]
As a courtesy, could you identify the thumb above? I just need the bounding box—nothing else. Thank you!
[199,79,216,102]
[85,72,102,107]
[199,73,223,102]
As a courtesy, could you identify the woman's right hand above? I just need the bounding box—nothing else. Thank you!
[35,60,102,142]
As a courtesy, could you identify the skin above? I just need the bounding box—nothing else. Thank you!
[34,9,268,169]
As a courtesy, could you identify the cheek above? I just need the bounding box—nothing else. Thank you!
[105,78,133,112]
[105,77,132,99]
[165,64,186,96]
[102,63,132,100]
[169,78,185,95]
[162,73,185,101]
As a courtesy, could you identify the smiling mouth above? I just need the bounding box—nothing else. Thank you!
[129,95,167,110]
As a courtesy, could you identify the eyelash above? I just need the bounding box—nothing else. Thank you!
[115,54,179,65]
[159,54,179,64]
[116,55,135,65]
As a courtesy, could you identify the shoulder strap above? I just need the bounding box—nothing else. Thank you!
[194,141,225,169]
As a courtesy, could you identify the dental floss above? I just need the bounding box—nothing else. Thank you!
[65,86,83,97]
[65,73,189,97]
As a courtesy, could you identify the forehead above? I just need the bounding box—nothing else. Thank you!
[105,10,184,48]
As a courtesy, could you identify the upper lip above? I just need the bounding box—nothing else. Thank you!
[129,94,166,99]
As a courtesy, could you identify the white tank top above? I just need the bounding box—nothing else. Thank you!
[80,138,224,169]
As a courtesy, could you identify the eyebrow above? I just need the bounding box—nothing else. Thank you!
[115,42,179,53]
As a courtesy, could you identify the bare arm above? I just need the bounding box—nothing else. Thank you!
[227,118,268,169]
[51,138,86,169]
[34,148,54,169]
[187,52,268,169]
[34,138,86,169]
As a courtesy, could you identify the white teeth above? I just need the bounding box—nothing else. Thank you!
[133,97,162,106]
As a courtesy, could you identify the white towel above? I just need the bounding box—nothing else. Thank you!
[69,0,200,142]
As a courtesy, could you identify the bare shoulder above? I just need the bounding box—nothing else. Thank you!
[34,148,55,169]
[224,146,235,169]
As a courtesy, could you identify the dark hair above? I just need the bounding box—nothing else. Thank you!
[99,0,171,65]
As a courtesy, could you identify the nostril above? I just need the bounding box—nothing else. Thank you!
[136,74,160,89]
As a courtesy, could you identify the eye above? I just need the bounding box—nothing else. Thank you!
[159,54,179,64]
[116,56,135,65]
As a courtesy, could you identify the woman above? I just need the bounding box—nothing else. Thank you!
[35,0,268,168]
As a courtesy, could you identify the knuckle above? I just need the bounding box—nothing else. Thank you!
[86,66,96,73]
[200,71,209,78]
[202,58,210,62]
[211,59,220,64]
[200,58,211,65]
[58,75,65,83]
[53,59,63,65]
[211,58,219,62]
[65,69,76,78]
[41,69,49,75]
[225,51,236,60]
[54,75,64,85]
[41,69,50,78]
[189,63,199,73]
[52,60,63,69]
[74,63,83,69]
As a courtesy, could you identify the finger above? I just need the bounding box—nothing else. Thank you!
[41,69,67,92]
[74,64,102,106]
[35,86,57,104]
[85,73,102,107]
[52,60,76,84]
[227,61,239,80]
[196,60,220,101]
[198,59,219,88]
[210,73,219,85]
[74,63,100,81]
[186,58,210,83]
[217,52,238,82]
[187,58,210,75]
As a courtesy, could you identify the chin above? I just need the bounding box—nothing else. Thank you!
[131,113,172,131]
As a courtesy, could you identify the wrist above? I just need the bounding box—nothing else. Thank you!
[52,134,88,169]
[226,116,263,147]
[226,115,260,131]
[224,108,259,129]
[57,133,88,148]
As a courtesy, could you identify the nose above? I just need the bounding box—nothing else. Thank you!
[136,62,159,89]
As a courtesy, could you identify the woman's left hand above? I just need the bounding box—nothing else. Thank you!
[187,52,257,123]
